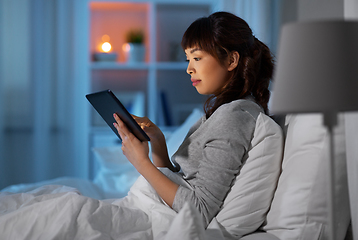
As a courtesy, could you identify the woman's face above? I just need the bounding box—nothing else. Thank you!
[185,47,231,95]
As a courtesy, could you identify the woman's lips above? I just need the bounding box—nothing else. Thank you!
[191,79,201,86]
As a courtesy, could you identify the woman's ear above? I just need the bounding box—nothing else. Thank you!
[227,51,240,71]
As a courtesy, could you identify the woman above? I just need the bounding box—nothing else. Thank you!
[113,11,274,226]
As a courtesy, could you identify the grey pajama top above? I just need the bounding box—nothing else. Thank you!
[171,98,263,226]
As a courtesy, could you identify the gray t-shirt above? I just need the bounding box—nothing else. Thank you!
[171,98,263,226]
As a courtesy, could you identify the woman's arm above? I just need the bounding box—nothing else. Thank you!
[113,113,179,206]
[136,160,179,206]
[149,136,178,172]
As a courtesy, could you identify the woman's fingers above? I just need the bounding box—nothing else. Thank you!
[130,114,144,129]
[115,113,163,144]
[113,121,125,141]
[113,113,132,139]
[131,115,151,127]
[113,113,141,144]
[113,113,150,168]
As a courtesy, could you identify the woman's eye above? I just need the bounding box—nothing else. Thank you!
[185,57,201,62]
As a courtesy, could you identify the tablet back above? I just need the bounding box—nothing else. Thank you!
[86,89,150,142]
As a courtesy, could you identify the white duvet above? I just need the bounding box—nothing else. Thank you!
[0,181,166,239]
[0,169,226,240]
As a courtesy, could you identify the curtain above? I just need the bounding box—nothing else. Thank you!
[0,0,90,189]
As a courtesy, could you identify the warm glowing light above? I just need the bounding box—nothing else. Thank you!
[101,42,112,52]
[100,35,112,53]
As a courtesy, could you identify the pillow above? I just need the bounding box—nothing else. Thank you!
[262,113,350,240]
[214,112,284,238]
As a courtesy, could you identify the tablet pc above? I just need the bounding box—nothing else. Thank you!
[86,89,150,142]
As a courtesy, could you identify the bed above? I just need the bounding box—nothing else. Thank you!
[0,109,353,240]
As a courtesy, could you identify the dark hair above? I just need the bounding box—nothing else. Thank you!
[181,11,274,117]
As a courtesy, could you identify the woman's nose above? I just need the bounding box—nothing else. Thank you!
[186,62,194,75]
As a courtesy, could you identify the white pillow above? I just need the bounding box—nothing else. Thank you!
[262,114,350,240]
[214,112,284,238]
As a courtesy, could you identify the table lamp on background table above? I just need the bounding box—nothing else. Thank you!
[270,21,358,240]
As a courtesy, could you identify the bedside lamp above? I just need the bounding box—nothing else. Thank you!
[270,21,358,240]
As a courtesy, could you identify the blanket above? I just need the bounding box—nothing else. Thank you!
[0,169,226,240]
[0,177,176,240]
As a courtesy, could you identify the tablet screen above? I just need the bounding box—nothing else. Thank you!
[86,89,150,142]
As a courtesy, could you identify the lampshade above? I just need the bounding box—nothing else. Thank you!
[270,21,358,114]
[270,21,358,240]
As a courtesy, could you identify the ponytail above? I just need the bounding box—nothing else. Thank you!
[239,37,274,114]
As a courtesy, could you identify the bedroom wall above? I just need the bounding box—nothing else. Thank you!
[222,0,282,54]
[298,0,344,20]
[344,0,358,236]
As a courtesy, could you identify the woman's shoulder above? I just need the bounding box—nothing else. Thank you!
[214,98,264,122]
[193,98,263,143]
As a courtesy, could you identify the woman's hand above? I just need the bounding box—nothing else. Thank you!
[113,113,150,170]
[113,113,179,207]
[132,115,177,171]
[131,115,165,143]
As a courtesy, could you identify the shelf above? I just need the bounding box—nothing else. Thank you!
[90,2,150,63]
[91,61,188,70]
[88,1,212,125]
[91,62,150,70]
[87,0,216,181]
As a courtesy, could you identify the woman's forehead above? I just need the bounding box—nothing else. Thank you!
[185,46,202,55]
